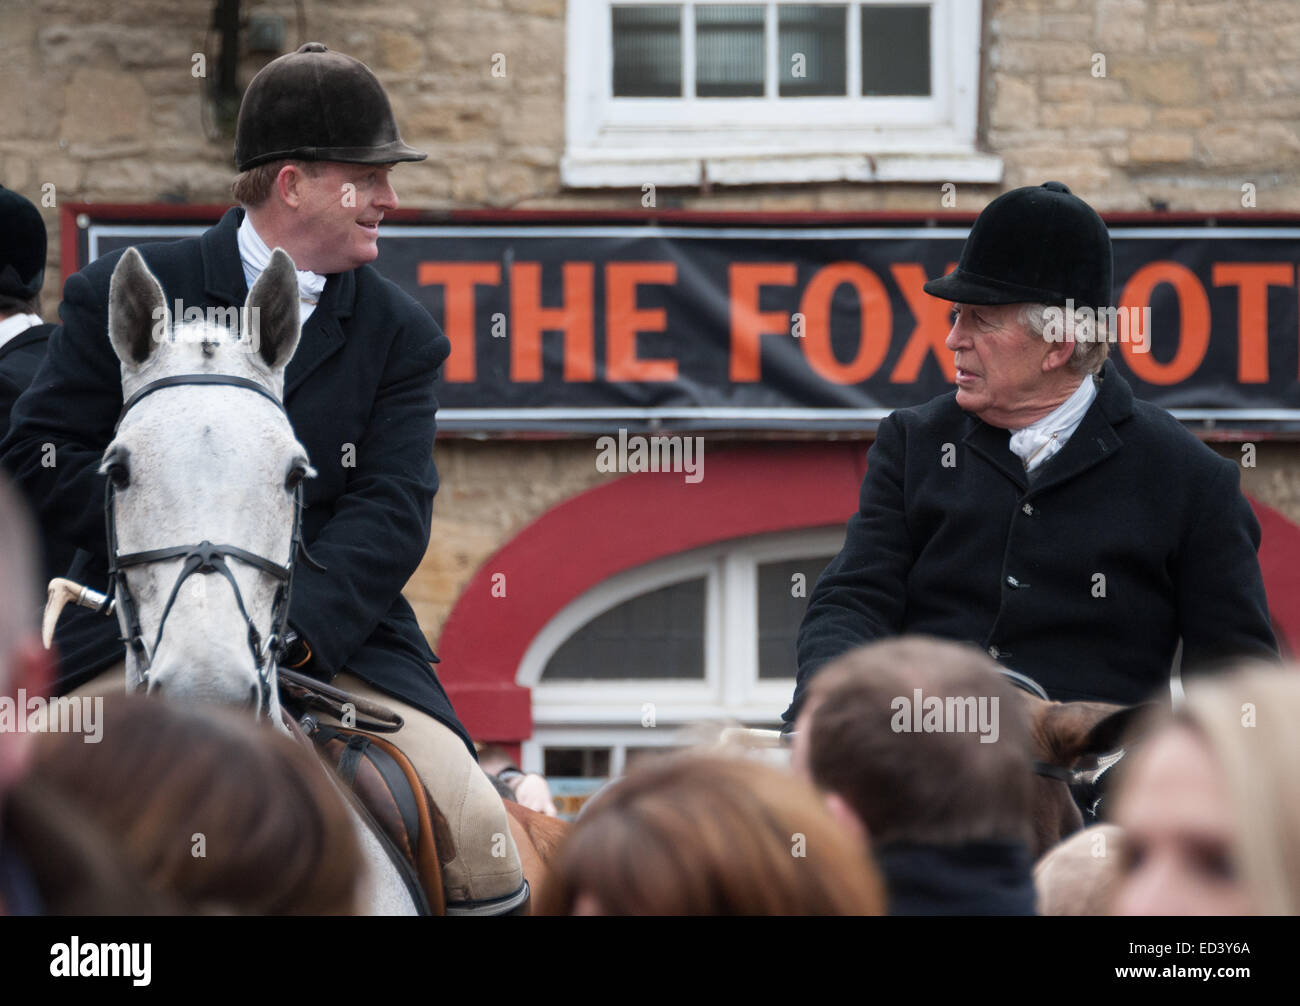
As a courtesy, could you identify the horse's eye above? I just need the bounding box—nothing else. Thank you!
[285,465,307,491]
[106,460,130,489]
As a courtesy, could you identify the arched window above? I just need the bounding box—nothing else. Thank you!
[518,527,842,781]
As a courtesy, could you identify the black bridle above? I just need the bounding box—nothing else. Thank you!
[105,373,323,715]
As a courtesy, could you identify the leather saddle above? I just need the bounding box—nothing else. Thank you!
[279,670,456,916]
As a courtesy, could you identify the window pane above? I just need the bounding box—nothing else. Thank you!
[613,5,683,97]
[696,5,765,97]
[779,5,846,97]
[543,747,612,778]
[542,578,706,679]
[861,4,931,96]
[757,555,834,679]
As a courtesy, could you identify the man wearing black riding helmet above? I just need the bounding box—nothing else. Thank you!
[0,44,528,916]
[786,182,1278,727]
[0,185,56,447]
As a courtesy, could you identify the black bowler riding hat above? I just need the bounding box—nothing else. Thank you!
[234,42,427,172]
[923,181,1113,311]
[0,185,46,301]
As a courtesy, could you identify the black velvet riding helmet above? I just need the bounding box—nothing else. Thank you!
[924,181,1114,311]
[234,42,426,171]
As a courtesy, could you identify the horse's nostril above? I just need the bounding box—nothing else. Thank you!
[248,683,261,709]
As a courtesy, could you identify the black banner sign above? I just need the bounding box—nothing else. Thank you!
[74,213,1300,433]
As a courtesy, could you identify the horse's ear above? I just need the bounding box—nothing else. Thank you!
[244,247,300,372]
[1076,701,1158,761]
[1034,700,1155,767]
[108,247,167,368]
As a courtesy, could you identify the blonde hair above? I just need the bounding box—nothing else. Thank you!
[1164,664,1300,914]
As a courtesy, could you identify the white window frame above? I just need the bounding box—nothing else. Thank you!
[519,527,844,772]
[563,0,1001,187]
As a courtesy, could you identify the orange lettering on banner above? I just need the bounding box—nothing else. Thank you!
[1211,262,1294,384]
[729,263,797,381]
[798,263,891,384]
[605,262,679,382]
[1120,261,1210,385]
[417,262,501,382]
[890,262,959,383]
[509,262,595,382]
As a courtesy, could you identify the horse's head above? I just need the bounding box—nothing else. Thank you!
[103,246,312,717]
[1018,692,1151,859]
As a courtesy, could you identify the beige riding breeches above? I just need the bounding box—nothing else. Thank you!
[66,665,525,908]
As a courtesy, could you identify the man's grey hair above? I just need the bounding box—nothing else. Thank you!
[1018,303,1110,376]
[0,473,40,691]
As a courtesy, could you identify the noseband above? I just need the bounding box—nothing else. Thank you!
[105,373,324,714]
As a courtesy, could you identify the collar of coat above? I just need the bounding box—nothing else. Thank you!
[200,206,358,399]
[961,359,1135,493]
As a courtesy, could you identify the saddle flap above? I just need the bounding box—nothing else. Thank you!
[312,724,456,915]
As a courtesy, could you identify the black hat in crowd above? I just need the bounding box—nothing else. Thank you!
[0,185,46,301]
[234,42,427,172]
[924,181,1114,311]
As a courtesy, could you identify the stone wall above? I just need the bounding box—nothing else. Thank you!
[985,0,1300,206]
[6,0,1299,315]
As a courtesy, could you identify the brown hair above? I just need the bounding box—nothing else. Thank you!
[805,636,1035,847]
[32,693,361,915]
[537,752,884,915]
[230,159,324,207]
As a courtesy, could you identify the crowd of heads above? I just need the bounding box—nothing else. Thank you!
[3,465,1299,916]
[538,638,1300,916]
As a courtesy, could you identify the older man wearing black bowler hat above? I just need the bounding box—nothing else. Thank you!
[1,44,530,915]
[785,181,1278,727]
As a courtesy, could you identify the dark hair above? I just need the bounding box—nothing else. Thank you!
[0,293,38,316]
[806,636,1035,847]
[33,693,362,914]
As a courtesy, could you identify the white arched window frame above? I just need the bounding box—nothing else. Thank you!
[518,527,844,774]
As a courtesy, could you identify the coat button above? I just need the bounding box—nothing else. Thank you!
[988,645,1000,659]
[1022,503,1034,516]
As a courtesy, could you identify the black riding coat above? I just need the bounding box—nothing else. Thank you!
[0,322,54,445]
[0,208,474,756]
[787,360,1278,723]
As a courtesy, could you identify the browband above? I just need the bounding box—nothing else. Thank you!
[116,373,284,431]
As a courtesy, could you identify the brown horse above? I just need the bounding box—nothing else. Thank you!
[1016,688,1150,859]
[504,799,570,911]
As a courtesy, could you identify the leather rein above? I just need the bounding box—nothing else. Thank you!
[105,373,324,714]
